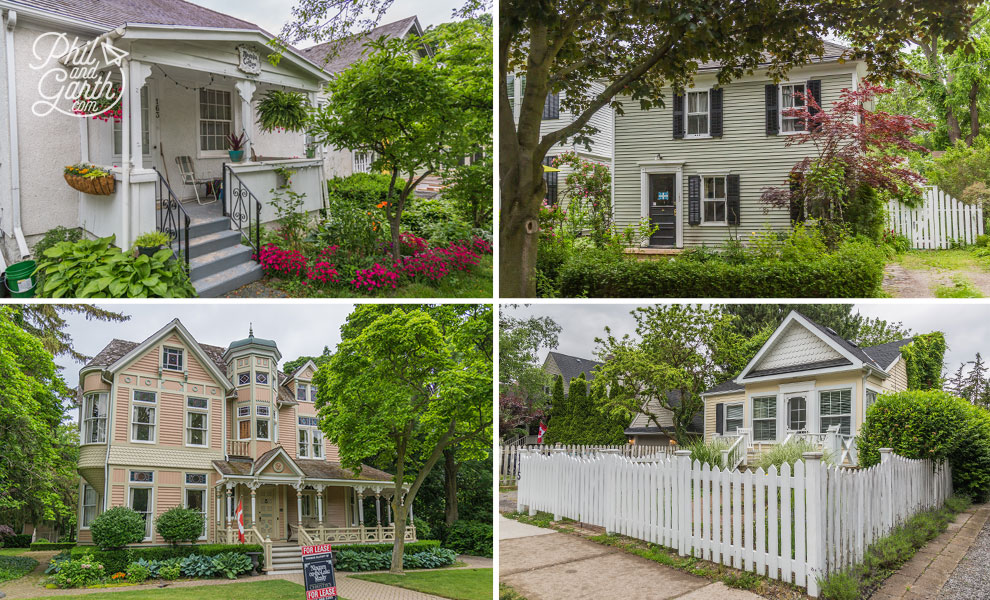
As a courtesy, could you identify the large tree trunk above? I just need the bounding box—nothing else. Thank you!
[966,80,979,147]
[947,107,963,145]
[389,493,409,574]
[499,157,544,297]
[443,448,460,526]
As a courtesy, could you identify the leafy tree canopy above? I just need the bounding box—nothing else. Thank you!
[498,308,560,403]
[314,304,491,572]
[591,305,765,443]
[7,304,128,362]
[282,345,333,376]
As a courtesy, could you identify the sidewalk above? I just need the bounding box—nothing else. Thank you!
[873,503,990,600]
[499,517,760,600]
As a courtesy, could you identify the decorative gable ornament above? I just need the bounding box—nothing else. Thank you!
[237,45,262,76]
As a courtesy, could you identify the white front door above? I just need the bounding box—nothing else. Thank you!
[786,394,808,432]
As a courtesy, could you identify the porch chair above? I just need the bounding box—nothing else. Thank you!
[175,155,218,205]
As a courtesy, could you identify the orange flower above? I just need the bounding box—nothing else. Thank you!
[376,201,389,209]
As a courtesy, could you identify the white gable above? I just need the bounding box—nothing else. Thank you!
[753,321,843,371]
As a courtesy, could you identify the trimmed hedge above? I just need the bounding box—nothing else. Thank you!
[2,534,31,548]
[444,521,493,558]
[333,540,440,554]
[70,544,263,575]
[29,542,76,551]
[558,240,885,298]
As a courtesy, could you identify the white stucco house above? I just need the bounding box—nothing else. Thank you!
[0,0,390,296]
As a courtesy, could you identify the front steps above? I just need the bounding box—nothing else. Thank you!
[268,544,303,574]
[183,216,262,297]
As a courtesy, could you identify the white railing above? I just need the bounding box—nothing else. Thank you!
[887,185,985,249]
[517,449,951,597]
[500,444,675,485]
[719,434,747,470]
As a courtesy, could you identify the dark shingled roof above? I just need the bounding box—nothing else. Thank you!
[862,338,913,370]
[547,351,603,384]
[744,357,853,379]
[300,16,420,72]
[702,380,745,395]
[9,0,264,32]
[697,40,853,71]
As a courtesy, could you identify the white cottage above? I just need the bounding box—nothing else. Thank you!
[0,0,334,296]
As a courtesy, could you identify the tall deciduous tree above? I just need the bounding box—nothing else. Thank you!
[498,0,980,296]
[309,37,478,262]
[10,304,128,362]
[0,307,77,527]
[591,306,766,443]
[314,305,492,573]
[498,309,561,429]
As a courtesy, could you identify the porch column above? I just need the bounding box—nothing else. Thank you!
[294,482,304,530]
[374,489,381,526]
[215,490,221,542]
[249,480,260,528]
[386,495,392,525]
[314,484,325,536]
[357,489,365,526]
[128,60,152,169]
[235,80,257,159]
[225,483,234,544]
[408,498,414,522]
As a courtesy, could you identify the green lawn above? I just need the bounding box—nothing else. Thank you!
[21,580,324,600]
[352,568,493,600]
[0,547,30,556]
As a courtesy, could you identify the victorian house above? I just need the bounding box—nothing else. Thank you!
[77,319,414,572]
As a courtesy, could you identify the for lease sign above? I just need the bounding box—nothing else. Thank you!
[301,544,337,600]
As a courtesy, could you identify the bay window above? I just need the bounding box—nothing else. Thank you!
[83,392,108,444]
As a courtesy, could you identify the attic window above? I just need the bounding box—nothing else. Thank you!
[163,347,184,371]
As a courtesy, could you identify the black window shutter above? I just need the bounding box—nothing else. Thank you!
[765,84,779,136]
[710,88,723,137]
[806,79,822,130]
[688,175,701,225]
[672,93,685,139]
[543,92,560,120]
[542,156,558,205]
[727,174,740,226]
[715,403,724,435]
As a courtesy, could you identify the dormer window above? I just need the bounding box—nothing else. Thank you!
[163,347,184,371]
[297,384,308,402]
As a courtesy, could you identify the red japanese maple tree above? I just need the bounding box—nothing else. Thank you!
[761,82,933,238]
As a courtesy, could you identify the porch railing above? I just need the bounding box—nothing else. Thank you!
[222,163,262,258]
[227,439,250,457]
[154,167,191,272]
[298,525,416,544]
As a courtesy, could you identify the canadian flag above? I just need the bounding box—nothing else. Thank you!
[537,421,547,444]
[235,500,246,543]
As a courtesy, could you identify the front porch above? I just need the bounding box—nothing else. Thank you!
[714,424,859,470]
[67,25,330,295]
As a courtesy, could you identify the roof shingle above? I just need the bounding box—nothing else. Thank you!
[10,0,264,32]
[300,16,420,72]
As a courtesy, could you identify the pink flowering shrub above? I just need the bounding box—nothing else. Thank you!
[306,261,339,284]
[352,263,400,291]
[397,249,451,282]
[399,232,429,254]
[471,236,492,254]
[258,244,307,278]
[440,244,481,271]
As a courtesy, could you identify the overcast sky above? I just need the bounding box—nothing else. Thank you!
[187,0,466,44]
[55,302,359,391]
[503,302,990,376]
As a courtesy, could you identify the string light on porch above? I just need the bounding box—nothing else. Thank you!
[156,65,215,91]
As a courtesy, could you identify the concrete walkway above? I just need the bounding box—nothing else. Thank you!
[1,554,491,600]
[873,503,990,600]
[499,519,759,600]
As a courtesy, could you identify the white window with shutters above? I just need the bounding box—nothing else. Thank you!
[685,90,710,137]
[702,175,727,224]
[780,82,808,133]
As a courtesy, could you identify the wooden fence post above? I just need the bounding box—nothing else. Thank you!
[804,452,825,598]
[675,450,692,556]
[879,448,893,534]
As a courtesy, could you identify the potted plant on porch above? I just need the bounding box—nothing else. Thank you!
[132,231,173,258]
[63,164,115,195]
[227,132,247,163]
[256,90,310,134]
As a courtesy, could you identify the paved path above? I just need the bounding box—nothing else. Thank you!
[499,520,760,600]
[1,554,491,600]
[499,515,554,541]
[873,503,990,600]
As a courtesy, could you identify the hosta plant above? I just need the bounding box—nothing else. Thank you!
[180,554,216,578]
[211,552,252,579]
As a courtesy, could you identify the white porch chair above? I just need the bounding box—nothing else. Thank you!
[175,156,217,205]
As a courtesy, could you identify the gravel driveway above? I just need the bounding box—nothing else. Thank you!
[940,511,990,600]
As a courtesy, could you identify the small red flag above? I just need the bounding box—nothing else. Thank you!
[537,421,547,444]
[236,500,246,543]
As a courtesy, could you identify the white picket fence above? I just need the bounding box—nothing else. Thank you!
[887,186,985,249]
[499,444,673,485]
[516,449,951,597]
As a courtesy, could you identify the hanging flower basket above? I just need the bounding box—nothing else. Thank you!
[64,164,115,195]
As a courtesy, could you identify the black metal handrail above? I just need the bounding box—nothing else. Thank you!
[222,162,262,258]
[154,167,191,273]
